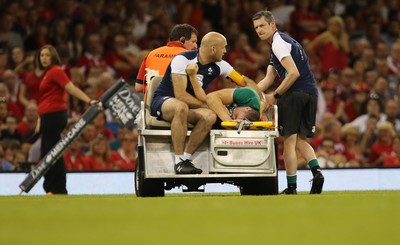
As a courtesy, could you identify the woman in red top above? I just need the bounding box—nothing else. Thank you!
[341,124,364,167]
[344,82,369,122]
[19,66,43,107]
[290,0,325,44]
[84,134,116,171]
[225,32,264,79]
[64,136,87,171]
[306,16,349,76]
[368,122,395,167]
[92,113,115,141]
[110,128,137,170]
[320,80,346,123]
[383,135,400,167]
[9,46,33,81]
[35,44,100,194]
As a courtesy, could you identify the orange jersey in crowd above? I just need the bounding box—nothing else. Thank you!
[135,41,186,92]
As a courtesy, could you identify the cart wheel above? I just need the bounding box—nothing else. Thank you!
[135,146,165,197]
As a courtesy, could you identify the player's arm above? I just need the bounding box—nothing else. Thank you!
[257,63,277,92]
[274,55,299,96]
[134,82,145,93]
[219,61,246,88]
[206,89,235,121]
[51,67,93,106]
[186,64,206,102]
[18,83,29,107]
[65,82,92,103]
[172,73,207,108]
[171,55,206,108]
[135,58,147,93]
[264,55,299,109]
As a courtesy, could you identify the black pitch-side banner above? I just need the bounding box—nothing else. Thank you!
[19,78,140,193]
[104,81,141,129]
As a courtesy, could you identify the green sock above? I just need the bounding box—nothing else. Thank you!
[287,174,297,189]
[308,158,320,168]
[308,158,321,176]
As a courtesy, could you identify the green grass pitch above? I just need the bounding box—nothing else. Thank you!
[1,191,399,245]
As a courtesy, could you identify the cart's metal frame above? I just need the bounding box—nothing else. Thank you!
[135,76,279,197]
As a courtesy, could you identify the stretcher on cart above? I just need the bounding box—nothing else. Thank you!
[135,76,280,197]
[221,120,274,133]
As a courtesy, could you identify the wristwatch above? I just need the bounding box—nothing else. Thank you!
[273,91,281,99]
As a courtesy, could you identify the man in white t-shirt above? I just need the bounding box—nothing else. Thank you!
[150,32,251,174]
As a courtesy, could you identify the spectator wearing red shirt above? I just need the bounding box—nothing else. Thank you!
[136,20,165,51]
[178,0,204,30]
[76,33,113,79]
[315,137,346,168]
[387,43,400,80]
[306,16,349,76]
[365,20,387,51]
[311,118,345,154]
[0,42,8,78]
[344,83,369,123]
[0,98,8,127]
[368,122,395,167]
[111,128,138,170]
[225,32,264,80]
[92,113,115,141]
[341,124,364,167]
[64,137,87,171]
[8,46,34,81]
[79,123,96,154]
[67,68,87,118]
[17,102,39,143]
[105,33,138,82]
[95,72,115,98]
[383,135,400,167]
[35,44,100,194]
[320,80,346,123]
[19,66,43,107]
[290,0,325,44]
[337,67,356,102]
[0,83,22,120]
[83,134,116,171]
[358,114,379,159]
[348,94,386,134]
[1,69,23,119]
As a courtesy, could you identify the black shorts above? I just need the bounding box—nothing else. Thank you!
[150,95,173,120]
[277,91,317,137]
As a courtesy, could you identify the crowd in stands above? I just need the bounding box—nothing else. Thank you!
[1,0,400,172]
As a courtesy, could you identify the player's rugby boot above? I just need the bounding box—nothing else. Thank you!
[175,159,202,174]
[281,187,297,195]
[310,171,324,194]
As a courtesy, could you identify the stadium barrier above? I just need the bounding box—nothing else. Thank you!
[1,168,400,195]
